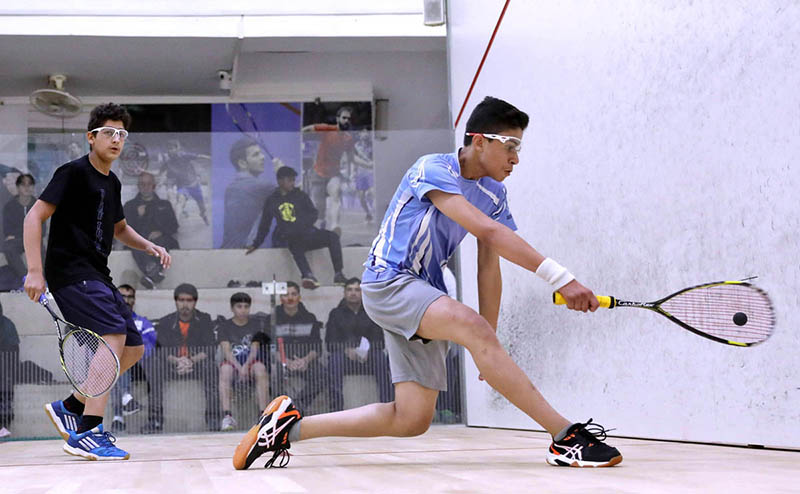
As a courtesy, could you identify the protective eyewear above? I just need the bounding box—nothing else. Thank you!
[465,132,522,153]
[91,127,129,140]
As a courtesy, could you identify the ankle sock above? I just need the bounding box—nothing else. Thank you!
[554,423,573,442]
[288,420,301,443]
[77,415,103,433]
[63,394,85,415]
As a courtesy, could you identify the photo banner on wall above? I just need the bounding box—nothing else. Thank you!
[210,102,302,249]
[301,100,376,247]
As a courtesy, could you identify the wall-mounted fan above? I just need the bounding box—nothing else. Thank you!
[30,74,83,118]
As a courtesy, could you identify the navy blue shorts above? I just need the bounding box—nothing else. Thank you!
[52,280,143,347]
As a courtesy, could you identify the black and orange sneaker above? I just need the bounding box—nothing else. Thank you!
[545,419,622,468]
[233,396,302,470]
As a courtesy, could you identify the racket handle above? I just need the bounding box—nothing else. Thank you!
[21,276,48,305]
[552,292,615,309]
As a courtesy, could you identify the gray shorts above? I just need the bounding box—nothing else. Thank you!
[361,272,449,391]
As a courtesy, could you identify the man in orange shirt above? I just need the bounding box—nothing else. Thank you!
[302,106,372,235]
[142,283,220,433]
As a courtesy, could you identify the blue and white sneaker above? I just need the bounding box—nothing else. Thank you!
[63,424,130,460]
[44,400,80,441]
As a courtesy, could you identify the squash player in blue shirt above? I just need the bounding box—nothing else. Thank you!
[234,96,622,470]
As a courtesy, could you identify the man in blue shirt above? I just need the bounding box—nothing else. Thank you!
[110,284,156,431]
[234,97,622,470]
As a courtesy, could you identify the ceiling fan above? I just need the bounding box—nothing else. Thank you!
[29,74,83,118]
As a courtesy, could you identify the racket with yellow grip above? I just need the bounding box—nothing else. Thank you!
[553,280,775,347]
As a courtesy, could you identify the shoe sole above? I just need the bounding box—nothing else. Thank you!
[301,280,319,290]
[545,451,623,468]
[232,395,290,470]
[63,443,130,461]
[44,403,75,441]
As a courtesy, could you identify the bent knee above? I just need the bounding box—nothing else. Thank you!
[393,405,434,437]
[396,417,431,437]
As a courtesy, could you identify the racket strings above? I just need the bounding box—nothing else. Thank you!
[61,328,119,396]
[660,284,775,344]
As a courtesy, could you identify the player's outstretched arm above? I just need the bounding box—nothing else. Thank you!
[477,239,501,331]
[22,200,55,301]
[427,190,598,312]
[114,219,172,270]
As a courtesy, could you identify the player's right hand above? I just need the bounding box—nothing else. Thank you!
[557,279,600,313]
[24,271,46,302]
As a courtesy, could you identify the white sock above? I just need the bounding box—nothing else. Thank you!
[288,420,301,443]
[122,393,133,406]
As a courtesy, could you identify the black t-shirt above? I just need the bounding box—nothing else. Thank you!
[217,318,267,364]
[40,155,125,290]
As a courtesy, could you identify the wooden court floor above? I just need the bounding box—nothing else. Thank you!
[1,425,797,493]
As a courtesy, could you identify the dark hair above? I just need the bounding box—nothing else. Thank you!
[344,277,361,288]
[174,283,198,300]
[15,173,35,186]
[463,96,529,146]
[229,137,259,170]
[230,292,252,306]
[276,166,297,180]
[88,103,132,132]
[336,106,353,118]
[286,281,300,293]
[118,284,136,295]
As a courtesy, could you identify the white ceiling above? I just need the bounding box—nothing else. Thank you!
[0,35,445,99]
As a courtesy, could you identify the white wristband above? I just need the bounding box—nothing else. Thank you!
[535,258,575,290]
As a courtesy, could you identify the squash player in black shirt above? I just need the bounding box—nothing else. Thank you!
[22,103,172,460]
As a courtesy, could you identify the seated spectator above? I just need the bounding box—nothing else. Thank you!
[325,278,392,411]
[0,300,19,438]
[273,281,327,412]
[3,174,37,283]
[218,292,270,431]
[122,172,179,289]
[245,166,347,290]
[142,283,220,433]
[110,284,157,432]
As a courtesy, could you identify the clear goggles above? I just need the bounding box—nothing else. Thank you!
[91,127,129,140]
[465,132,522,153]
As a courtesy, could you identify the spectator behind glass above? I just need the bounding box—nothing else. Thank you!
[110,284,157,432]
[142,283,220,433]
[273,281,327,412]
[220,138,276,249]
[3,174,38,283]
[325,278,392,412]
[217,292,270,431]
[0,300,19,438]
[122,172,179,289]
[246,166,347,290]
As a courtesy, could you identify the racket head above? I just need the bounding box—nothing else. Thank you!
[60,326,121,398]
[656,281,776,347]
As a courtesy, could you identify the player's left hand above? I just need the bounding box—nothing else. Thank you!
[147,243,172,269]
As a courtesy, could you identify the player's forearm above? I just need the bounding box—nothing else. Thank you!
[22,212,44,273]
[477,243,502,331]
[481,224,546,274]
[115,224,153,251]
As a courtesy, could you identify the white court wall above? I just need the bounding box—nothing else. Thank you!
[449,1,800,448]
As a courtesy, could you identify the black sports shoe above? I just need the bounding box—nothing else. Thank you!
[232,395,302,470]
[546,419,622,467]
[301,275,320,290]
[333,272,347,286]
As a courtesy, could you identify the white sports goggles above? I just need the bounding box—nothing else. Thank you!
[91,127,129,140]
[465,132,522,152]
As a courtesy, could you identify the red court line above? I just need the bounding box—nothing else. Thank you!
[453,0,512,129]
